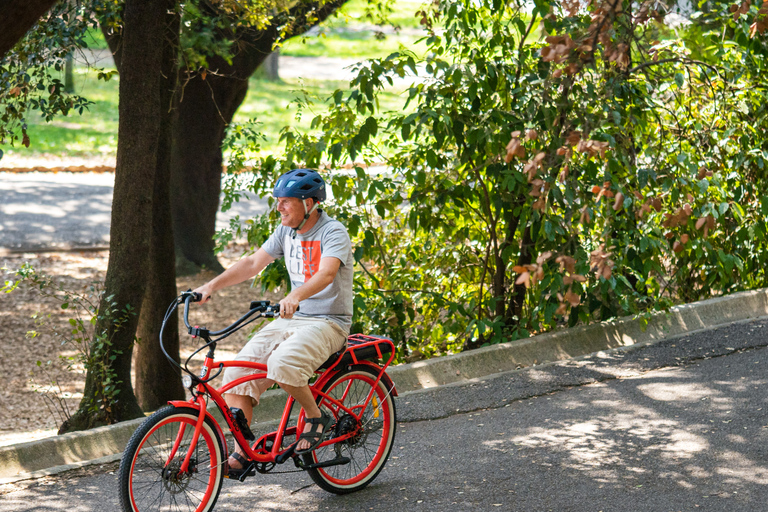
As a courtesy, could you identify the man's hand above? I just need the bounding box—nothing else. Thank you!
[192,284,214,304]
[279,295,300,318]
[277,257,341,318]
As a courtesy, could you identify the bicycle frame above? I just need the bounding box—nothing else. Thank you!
[119,292,400,512]
[167,327,397,474]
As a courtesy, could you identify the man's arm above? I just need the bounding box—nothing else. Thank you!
[193,247,276,302]
[279,256,341,318]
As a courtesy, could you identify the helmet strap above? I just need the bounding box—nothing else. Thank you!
[292,199,319,238]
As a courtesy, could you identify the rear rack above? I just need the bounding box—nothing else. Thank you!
[344,334,395,364]
[318,334,395,370]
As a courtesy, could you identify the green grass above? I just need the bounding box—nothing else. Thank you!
[1,0,423,163]
[4,67,119,159]
[280,0,428,59]
[233,76,409,157]
[280,30,427,59]
[3,70,409,161]
[340,0,426,29]
[83,27,108,50]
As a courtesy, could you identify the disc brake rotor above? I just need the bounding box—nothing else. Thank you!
[161,458,196,494]
[334,414,367,448]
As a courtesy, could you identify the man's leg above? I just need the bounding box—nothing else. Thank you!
[266,318,348,452]
[225,378,274,469]
[278,382,323,452]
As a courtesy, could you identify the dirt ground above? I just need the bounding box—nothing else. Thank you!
[0,244,283,445]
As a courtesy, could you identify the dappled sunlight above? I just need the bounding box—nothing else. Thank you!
[479,366,766,491]
[501,406,711,475]
[637,381,718,402]
[713,377,768,393]
[715,450,768,485]
[506,419,626,470]
[649,430,709,460]
[525,368,565,382]
[0,177,114,250]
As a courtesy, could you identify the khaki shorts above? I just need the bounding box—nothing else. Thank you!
[221,316,347,405]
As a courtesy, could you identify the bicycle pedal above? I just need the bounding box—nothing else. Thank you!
[230,407,255,441]
[225,464,256,482]
[275,442,297,464]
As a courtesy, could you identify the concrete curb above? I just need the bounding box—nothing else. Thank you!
[2,287,768,484]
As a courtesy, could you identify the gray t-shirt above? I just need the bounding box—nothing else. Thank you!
[261,211,353,332]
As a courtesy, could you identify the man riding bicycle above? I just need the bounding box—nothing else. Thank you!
[193,169,352,478]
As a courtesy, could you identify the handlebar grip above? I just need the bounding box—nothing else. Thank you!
[182,290,202,302]
[262,304,299,318]
[268,304,299,312]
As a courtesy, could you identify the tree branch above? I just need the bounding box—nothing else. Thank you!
[0,0,58,59]
[628,57,722,76]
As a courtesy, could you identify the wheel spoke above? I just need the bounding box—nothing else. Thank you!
[306,368,396,493]
[119,407,223,512]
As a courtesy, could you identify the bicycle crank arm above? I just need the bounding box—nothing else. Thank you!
[301,456,351,470]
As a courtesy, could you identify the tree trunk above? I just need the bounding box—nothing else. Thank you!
[0,0,58,59]
[134,6,184,412]
[513,224,534,327]
[262,50,280,81]
[64,53,74,93]
[171,0,347,275]
[501,197,526,326]
[170,60,251,275]
[60,0,173,433]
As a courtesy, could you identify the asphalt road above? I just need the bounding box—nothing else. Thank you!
[2,318,768,511]
[0,172,267,251]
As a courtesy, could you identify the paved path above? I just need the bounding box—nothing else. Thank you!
[2,319,768,510]
[0,172,267,251]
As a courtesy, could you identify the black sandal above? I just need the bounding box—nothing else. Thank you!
[295,410,333,455]
[225,452,255,480]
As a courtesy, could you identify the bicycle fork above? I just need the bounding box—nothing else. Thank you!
[166,394,209,474]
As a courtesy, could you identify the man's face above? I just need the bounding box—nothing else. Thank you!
[275,196,307,227]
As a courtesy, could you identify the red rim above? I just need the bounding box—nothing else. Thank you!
[128,414,220,512]
[314,372,392,486]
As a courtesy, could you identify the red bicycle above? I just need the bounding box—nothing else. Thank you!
[118,291,397,512]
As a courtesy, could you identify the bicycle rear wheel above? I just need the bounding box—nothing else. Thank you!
[118,405,225,512]
[304,365,396,494]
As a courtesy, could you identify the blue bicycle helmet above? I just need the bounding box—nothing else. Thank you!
[273,169,326,202]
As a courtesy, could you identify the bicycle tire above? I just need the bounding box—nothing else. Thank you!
[118,405,225,512]
[303,365,396,494]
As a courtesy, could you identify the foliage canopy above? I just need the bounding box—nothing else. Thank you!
[222,0,768,361]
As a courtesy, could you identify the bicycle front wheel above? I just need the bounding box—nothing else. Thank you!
[118,405,225,512]
[304,365,396,494]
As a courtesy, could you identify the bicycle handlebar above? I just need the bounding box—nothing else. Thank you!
[160,291,298,383]
[178,290,292,339]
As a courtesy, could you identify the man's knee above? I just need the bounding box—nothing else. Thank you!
[224,392,256,407]
[222,367,263,406]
